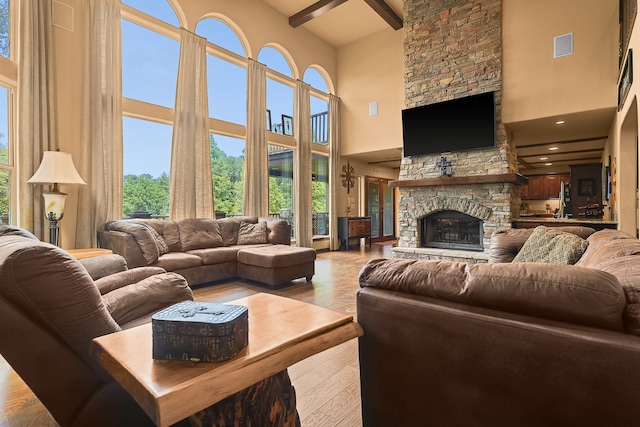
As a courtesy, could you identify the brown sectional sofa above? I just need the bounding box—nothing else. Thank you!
[98,216,315,288]
[357,226,640,426]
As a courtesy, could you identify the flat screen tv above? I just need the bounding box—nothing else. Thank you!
[402,91,496,157]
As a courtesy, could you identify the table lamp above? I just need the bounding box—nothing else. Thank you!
[27,151,86,246]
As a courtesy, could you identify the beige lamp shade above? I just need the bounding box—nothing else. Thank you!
[27,151,86,185]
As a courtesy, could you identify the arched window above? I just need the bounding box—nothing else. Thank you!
[121,0,179,27]
[195,18,245,56]
[258,47,293,77]
[303,68,328,92]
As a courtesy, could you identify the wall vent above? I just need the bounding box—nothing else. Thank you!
[554,33,573,58]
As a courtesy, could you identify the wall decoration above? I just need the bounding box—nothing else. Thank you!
[436,156,454,177]
[341,161,355,193]
[282,115,293,136]
[266,109,272,132]
[618,49,633,111]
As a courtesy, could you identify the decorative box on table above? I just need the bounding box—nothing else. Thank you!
[151,301,248,362]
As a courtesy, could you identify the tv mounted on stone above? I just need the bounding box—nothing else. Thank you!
[401,91,496,157]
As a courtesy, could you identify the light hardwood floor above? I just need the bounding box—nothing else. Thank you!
[0,241,395,426]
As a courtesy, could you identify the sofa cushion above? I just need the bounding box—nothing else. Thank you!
[597,255,640,336]
[177,219,224,251]
[237,221,268,245]
[218,217,257,246]
[187,246,242,265]
[512,226,588,265]
[153,252,203,271]
[237,245,316,268]
[135,219,181,252]
[576,230,640,269]
[359,258,626,331]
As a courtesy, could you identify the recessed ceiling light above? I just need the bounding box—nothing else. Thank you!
[545,163,553,166]
[549,147,559,151]
[555,120,565,125]
[540,157,548,160]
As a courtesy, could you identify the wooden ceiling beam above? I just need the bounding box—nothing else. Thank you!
[289,0,350,28]
[363,0,403,30]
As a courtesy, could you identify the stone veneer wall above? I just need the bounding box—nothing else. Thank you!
[396,0,520,259]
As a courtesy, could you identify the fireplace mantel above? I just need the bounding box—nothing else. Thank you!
[389,173,528,188]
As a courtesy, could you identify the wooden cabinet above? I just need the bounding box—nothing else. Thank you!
[338,217,372,251]
[521,174,569,200]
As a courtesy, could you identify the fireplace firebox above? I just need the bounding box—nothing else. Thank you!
[420,210,483,251]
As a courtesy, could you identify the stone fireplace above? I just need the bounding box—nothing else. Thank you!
[393,0,522,263]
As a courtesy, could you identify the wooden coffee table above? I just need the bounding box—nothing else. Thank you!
[90,293,363,426]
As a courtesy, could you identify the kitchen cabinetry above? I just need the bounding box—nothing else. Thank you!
[521,174,570,200]
[338,217,372,251]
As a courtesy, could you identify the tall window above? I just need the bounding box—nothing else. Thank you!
[0,86,10,224]
[197,18,247,126]
[312,154,329,236]
[304,68,329,145]
[0,0,13,224]
[122,118,171,217]
[0,0,9,59]
[121,1,179,217]
[259,47,294,135]
[211,134,245,216]
[268,144,294,237]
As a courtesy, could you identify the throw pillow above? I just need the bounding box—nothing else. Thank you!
[177,219,224,251]
[142,224,170,256]
[512,226,588,265]
[237,221,268,245]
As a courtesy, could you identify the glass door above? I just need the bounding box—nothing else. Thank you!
[366,176,395,242]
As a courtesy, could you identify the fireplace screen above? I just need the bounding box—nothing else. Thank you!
[420,210,483,251]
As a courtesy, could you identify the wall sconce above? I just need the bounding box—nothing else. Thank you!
[27,151,86,246]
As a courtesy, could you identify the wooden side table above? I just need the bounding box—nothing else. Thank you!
[67,248,113,260]
[91,293,363,426]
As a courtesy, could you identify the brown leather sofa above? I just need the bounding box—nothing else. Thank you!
[98,216,315,288]
[0,226,299,426]
[357,226,640,426]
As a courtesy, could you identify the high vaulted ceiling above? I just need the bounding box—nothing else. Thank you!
[259,1,612,174]
[260,0,403,47]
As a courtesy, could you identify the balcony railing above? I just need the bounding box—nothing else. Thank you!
[311,111,328,144]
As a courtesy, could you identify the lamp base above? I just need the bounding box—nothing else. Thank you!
[43,189,66,247]
[47,217,60,247]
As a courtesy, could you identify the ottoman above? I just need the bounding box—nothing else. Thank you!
[237,244,316,289]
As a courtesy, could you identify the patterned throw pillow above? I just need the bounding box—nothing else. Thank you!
[512,226,589,265]
[237,221,268,245]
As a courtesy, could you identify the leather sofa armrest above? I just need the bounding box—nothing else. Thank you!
[95,266,167,295]
[98,230,147,268]
[78,254,128,281]
[101,272,193,325]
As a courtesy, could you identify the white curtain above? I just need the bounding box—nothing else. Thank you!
[76,0,123,247]
[295,80,312,247]
[329,94,341,250]
[17,0,57,238]
[244,58,268,217]
[169,29,214,220]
